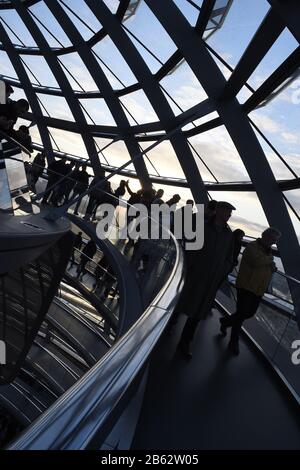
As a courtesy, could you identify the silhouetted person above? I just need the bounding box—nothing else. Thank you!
[30,152,46,190]
[92,256,115,298]
[165,194,181,233]
[51,161,75,206]
[72,164,90,215]
[12,125,32,151]
[166,193,181,209]
[70,231,83,265]
[76,239,97,279]
[42,158,66,205]
[126,182,142,206]
[153,188,164,205]
[175,201,235,359]
[231,229,245,272]
[219,228,245,289]
[0,99,29,133]
[220,227,281,355]
[63,162,81,203]
[114,180,127,201]
[174,199,195,247]
[5,82,14,101]
[204,199,217,221]
[84,174,106,220]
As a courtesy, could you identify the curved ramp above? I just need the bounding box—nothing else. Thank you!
[133,310,300,450]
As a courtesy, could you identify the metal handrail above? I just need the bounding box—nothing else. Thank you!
[277,270,300,286]
[8,196,184,449]
[72,246,117,282]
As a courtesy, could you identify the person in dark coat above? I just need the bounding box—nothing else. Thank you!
[175,201,235,359]
[12,125,32,151]
[72,164,90,215]
[0,99,29,133]
[70,231,83,266]
[41,158,66,205]
[76,239,97,279]
[218,228,245,288]
[30,152,46,190]
[204,199,217,221]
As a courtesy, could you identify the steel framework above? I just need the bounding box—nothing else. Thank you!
[0,0,299,318]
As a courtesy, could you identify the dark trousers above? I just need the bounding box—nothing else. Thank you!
[180,317,199,345]
[168,308,199,345]
[223,288,261,343]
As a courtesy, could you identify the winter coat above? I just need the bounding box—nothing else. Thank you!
[176,218,233,319]
[236,239,274,296]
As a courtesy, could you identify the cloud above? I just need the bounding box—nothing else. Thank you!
[120,91,158,124]
[281,131,299,144]
[253,114,281,133]
[190,126,248,182]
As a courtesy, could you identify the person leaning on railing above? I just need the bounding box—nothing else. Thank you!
[0,99,29,134]
[30,152,46,190]
[219,227,281,355]
[72,164,90,215]
[76,239,97,280]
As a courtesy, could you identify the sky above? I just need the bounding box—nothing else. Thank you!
[0,0,299,238]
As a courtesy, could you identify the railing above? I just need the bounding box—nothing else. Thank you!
[0,139,185,448]
[2,132,300,446]
[8,193,184,449]
[217,259,300,403]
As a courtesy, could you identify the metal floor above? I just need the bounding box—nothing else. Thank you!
[132,310,300,450]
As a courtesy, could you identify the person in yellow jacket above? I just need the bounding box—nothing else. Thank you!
[220,227,281,355]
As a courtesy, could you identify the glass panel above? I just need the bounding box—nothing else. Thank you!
[209,190,269,237]
[92,37,138,88]
[247,28,298,92]
[249,80,300,182]
[102,0,119,14]
[37,94,74,121]
[79,98,116,126]
[139,140,186,179]
[0,9,37,47]
[283,190,300,239]
[122,1,177,74]
[100,139,136,171]
[47,127,89,158]
[29,2,73,48]
[173,0,200,27]
[0,51,19,80]
[59,52,98,91]
[160,62,208,116]
[119,89,158,124]
[206,0,270,70]
[20,55,59,88]
[60,0,102,40]
[188,125,249,182]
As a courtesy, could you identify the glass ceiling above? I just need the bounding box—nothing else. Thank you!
[0,0,299,244]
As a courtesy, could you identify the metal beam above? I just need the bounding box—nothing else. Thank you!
[195,0,216,34]
[0,20,52,158]
[85,0,209,204]
[12,0,102,175]
[144,0,300,323]
[222,8,285,100]
[267,0,300,44]
[244,46,300,112]
[44,0,151,189]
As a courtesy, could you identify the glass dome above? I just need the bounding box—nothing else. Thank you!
[0,0,299,292]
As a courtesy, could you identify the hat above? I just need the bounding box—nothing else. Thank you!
[216,201,236,210]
